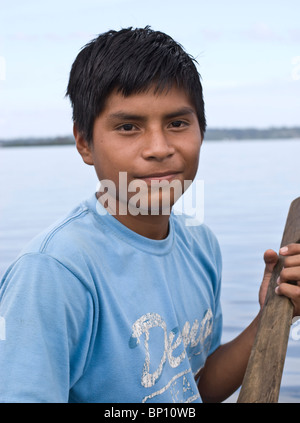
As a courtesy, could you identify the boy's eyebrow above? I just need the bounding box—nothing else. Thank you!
[107,107,196,122]
[107,112,146,122]
[164,107,196,120]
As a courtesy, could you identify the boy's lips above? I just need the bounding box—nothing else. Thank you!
[135,171,182,182]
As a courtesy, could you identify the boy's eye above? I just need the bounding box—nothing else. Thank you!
[170,120,187,128]
[118,123,135,131]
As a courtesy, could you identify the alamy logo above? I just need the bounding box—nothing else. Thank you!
[95,172,204,226]
[0,316,6,340]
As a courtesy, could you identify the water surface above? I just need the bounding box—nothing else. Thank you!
[1,139,300,402]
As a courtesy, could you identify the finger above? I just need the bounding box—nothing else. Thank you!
[279,243,300,256]
[264,249,278,263]
[275,283,300,317]
[279,266,300,283]
[282,255,300,268]
[275,283,300,304]
[263,249,278,273]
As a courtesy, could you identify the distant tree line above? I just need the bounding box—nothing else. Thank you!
[204,127,300,140]
[1,127,300,147]
[0,136,75,147]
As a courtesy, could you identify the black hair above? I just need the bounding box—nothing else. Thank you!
[66,26,206,143]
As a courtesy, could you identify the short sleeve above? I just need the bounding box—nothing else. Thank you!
[0,253,94,403]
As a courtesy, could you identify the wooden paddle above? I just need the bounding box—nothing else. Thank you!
[237,197,300,403]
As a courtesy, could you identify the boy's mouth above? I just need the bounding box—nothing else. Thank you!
[135,171,181,183]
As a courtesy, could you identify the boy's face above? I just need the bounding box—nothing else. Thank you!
[76,84,202,217]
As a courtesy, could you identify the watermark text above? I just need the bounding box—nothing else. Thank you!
[95,172,204,226]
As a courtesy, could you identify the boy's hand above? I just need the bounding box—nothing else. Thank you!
[275,243,300,317]
[259,244,300,317]
[259,249,278,309]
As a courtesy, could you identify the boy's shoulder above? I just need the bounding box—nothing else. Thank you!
[19,196,96,258]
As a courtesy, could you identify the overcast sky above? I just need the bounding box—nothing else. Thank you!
[0,0,299,139]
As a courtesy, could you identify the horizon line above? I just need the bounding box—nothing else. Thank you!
[1,125,300,142]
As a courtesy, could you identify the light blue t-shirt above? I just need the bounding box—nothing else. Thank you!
[0,194,222,403]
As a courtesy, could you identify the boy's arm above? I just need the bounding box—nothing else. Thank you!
[197,312,261,403]
[198,244,300,403]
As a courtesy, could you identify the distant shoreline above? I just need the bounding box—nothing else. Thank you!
[1,127,300,147]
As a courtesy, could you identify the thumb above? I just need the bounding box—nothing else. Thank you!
[263,249,279,275]
[259,249,279,309]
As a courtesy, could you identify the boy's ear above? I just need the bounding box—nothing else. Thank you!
[73,123,94,165]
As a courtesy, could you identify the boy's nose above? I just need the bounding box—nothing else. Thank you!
[142,130,175,160]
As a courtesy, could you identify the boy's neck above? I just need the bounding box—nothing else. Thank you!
[96,192,171,240]
[112,212,170,240]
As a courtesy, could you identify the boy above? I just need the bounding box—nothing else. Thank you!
[0,27,300,403]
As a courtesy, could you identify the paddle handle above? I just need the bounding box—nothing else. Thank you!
[237,197,300,403]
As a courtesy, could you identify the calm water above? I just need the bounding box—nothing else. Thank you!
[1,139,300,402]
